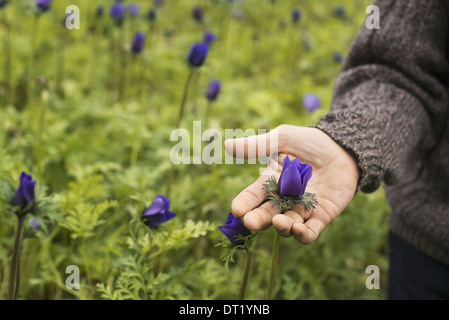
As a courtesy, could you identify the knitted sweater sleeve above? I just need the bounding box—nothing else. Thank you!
[314,0,449,193]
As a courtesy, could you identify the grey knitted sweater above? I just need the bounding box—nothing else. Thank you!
[315,0,449,266]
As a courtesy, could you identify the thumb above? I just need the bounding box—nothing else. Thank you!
[223,127,281,159]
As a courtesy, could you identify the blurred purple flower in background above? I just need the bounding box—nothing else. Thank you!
[128,3,139,17]
[96,5,104,17]
[333,51,343,63]
[218,213,251,247]
[0,0,9,9]
[110,3,125,22]
[192,6,204,22]
[36,0,52,12]
[131,31,146,53]
[302,93,321,112]
[203,31,216,45]
[142,195,176,227]
[147,8,156,21]
[278,156,313,198]
[292,9,301,22]
[154,0,164,6]
[187,42,209,67]
[206,79,221,101]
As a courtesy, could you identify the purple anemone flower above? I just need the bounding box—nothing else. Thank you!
[11,172,37,216]
[131,31,146,53]
[110,3,125,21]
[218,213,251,247]
[187,42,209,67]
[192,6,204,22]
[278,156,312,198]
[206,79,221,101]
[36,0,52,11]
[333,51,343,63]
[203,31,216,45]
[292,9,301,22]
[128,3,139,17]
[302,93,321,112]
[147,8,156,21]
[142,195,176,227]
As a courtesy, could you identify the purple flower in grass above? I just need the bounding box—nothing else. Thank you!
[128,3,139,17]
[192,6,204,22]
[110,3,125,22]
[292,9,301,22]
[142,195,176,227]
[11,172,37,217]
[333,51,343,63]
[219,213,251,247]
[278,156,312,198]
[302,93,321,112]
[131,31,146,53]
[36,0,52,11]
[0,1,9,9]
[148,8,156,21]
[203,31,216,45]
[206,79,221,101]
[187,42,209,67]
[28,217,42,231]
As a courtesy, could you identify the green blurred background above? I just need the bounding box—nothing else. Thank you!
[0,0,389,300]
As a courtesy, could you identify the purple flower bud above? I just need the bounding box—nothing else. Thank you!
[142,195,176,227]
[218,213,251,247]
[278,156,312,198]
[110,3,125,21]
[203,31,216,45]
[147,8,156,21]
[187,42,209,67]
[333,51,343,63]
[131,31,146,53]
[29,217,42,231]
[0,1,9,9]
[36,0,52,11]
[334,5,346,18]
[192,6,204,22]
[302,93,321,112]
[292,9,301,22]
[11,172,37,217]
[128,3,139,17]
[206,79,221,101]
[96,5,104,18]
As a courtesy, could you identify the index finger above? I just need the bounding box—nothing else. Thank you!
[231,174,270,217]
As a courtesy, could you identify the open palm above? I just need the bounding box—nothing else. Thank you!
[224,125,360,244]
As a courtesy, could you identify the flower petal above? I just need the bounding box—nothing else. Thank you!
[279,163,302,197]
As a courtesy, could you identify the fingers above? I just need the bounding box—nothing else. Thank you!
[242,201,279,230]
[224,128,281,159]
[231,174,270,218]
[272,204,328,244]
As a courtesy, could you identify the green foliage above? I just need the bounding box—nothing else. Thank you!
[0,0,388,301]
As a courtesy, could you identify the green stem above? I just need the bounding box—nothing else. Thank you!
[265,231,280,300]
[166,68,196,197]
[9,218,24,300]
[28,14,40,107]
[175,68,196,129]
[238,241,255,300]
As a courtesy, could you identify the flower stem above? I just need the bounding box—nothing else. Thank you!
[9,218,24,300]
[175,68,196,129]
[166,68,196,197]
[265,231,280,300]
[238,240,255,300]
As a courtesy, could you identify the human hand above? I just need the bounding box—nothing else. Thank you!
[224,125,360,244]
